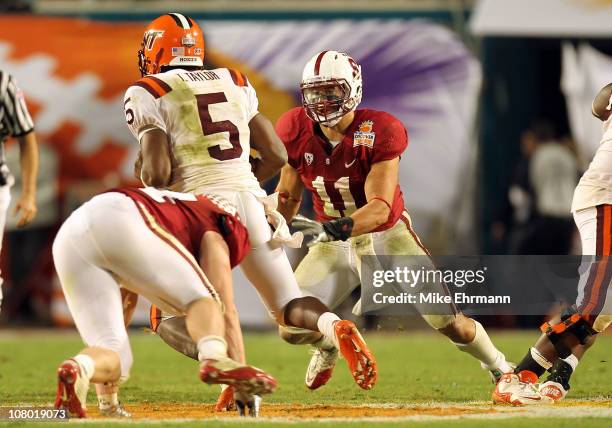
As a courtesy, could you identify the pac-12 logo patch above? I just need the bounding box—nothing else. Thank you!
[353,120,375,148]
[305,152,314,165]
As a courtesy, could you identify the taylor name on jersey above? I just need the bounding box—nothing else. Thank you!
[124,68,262,195]
[276,107,408,231]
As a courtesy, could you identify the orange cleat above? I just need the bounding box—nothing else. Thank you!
[334,320,377,390]
[214,385,236,412]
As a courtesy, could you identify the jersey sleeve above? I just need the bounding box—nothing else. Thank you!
[2,74,34,137]
[371,113,408,164]
[123,84,167,141]
[242,77,259,122]
[275,107,303,169]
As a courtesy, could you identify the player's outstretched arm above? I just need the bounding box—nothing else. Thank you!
[276,164,304,223]
[139,128,172,187]
[249,113,288,183]
[349,157,399,236]
[14,131,39,227]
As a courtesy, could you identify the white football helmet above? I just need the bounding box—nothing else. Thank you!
[300,51,362,127]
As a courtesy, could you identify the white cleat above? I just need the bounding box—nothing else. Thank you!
[539,381,568,402]
[305,346,338,390]
[492,372,553,406]
[99,403,132,418]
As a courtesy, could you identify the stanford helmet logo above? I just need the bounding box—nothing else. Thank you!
[305,152,314,165]
[347,57,360,79]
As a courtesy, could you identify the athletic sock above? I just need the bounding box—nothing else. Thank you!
[73,354,95,381]
[313,335,336,351]
[196,335,228,362]
[453,320,513,373]
[96,382,119,411]
[317,312,341,349]
[514,347,551,378]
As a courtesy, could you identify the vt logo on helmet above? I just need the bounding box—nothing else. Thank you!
[300,51,363,127]
[138,13,205,77]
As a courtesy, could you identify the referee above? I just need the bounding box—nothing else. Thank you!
[0,70,39,313]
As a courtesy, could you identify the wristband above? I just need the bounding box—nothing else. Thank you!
[322,217,354,241]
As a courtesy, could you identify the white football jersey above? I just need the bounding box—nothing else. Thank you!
[572,120,612,212]
[124,68,264,196]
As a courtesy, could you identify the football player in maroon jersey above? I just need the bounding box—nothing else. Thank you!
[275,50,513,390]
[52,187,276,418]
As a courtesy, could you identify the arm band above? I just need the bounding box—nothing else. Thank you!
[370,196,392,212]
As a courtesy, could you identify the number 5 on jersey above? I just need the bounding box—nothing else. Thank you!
[196,92,243,161]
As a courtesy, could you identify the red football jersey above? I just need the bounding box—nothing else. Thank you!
[109,187,249,268]
[276,107,408,232]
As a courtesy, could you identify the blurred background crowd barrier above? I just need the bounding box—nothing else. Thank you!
[1,0,611,329]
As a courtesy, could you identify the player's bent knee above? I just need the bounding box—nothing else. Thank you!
[278,325,322,345]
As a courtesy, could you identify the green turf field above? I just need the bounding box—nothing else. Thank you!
[0,329,611,426]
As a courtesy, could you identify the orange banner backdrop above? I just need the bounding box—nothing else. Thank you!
[0,16,144,190]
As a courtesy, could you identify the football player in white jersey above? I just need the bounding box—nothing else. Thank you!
[493,83,612,405]
[122,13,378,414]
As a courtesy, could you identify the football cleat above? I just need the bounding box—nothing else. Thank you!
[54,359,89,418]
[99,403,131,418]
[539,380,568,402]
[234,390,261,417]
[334,320,378,390]
[305,346,338,390]
[492,371,552,406]
[199,358,277,396]
[214,385,236,412]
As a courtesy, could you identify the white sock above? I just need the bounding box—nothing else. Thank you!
[316,312,341,349]
[454,320,512,372]
[562,354,579,372]
[96,382,119,410]
[73,354,95,381]
[197,335,228,362]
[314,335,336,351]
[97,392,119,410]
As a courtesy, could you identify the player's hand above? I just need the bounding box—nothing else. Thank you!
[291,214,354,246]
[13,193,37,227]
[291,215,328,246]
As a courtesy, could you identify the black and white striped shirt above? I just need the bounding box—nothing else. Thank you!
[0,70,34,142]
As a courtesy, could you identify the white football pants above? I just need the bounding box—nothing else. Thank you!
[52,192,215,378]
